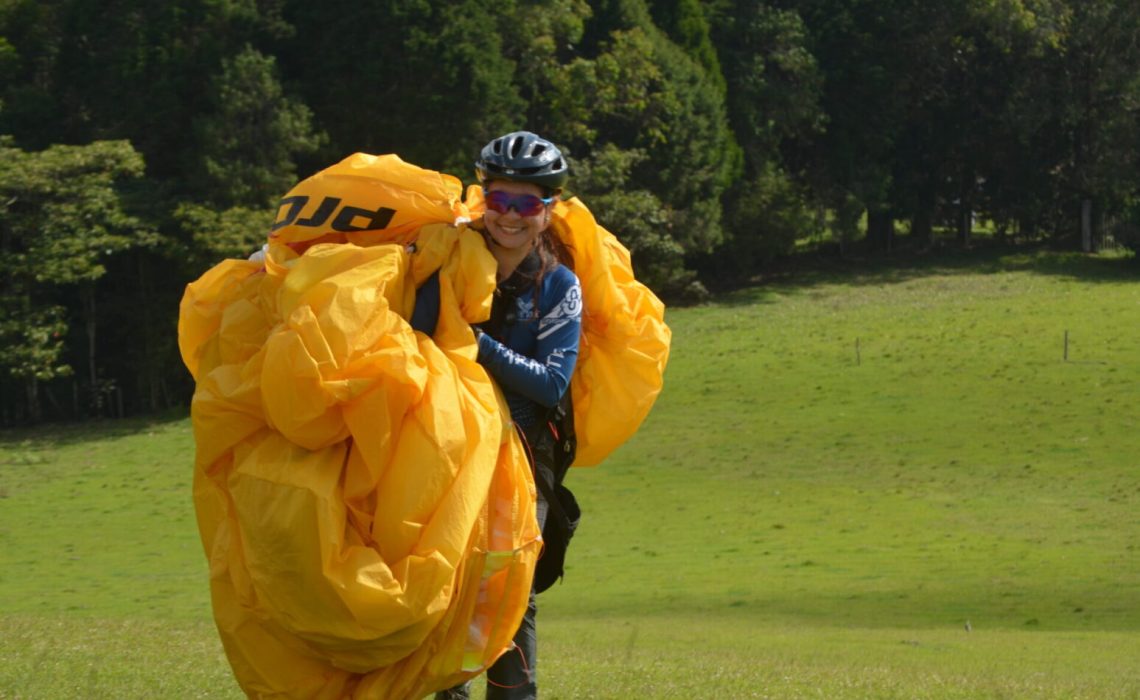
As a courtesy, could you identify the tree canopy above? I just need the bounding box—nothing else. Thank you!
[1,0,1137,421]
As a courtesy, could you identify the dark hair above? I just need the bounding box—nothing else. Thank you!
[537,226,574,277]
[527,216,574,317]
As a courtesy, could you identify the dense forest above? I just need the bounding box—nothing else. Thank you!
[2,0,1139,423]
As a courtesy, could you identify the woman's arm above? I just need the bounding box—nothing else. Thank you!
[476,271,582,407]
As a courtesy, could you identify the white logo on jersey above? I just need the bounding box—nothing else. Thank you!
[537,282,582,340]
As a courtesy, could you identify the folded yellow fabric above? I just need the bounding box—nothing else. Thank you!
[179,154,669,698]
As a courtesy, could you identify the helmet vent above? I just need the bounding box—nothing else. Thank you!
[475,131,569,190]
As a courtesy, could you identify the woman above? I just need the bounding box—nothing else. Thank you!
[415,131,582,700]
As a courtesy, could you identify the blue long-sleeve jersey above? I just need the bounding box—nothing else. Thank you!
[411,258,582,429]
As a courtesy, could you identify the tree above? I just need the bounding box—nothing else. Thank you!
[786,0,1074,251]
[0,299,71,422]
[497,0,593,136]
[193,45,324,209]
[648,0,726,95]
[0,0,288,180]
[179,44,325,262]
[0,138,153,420]
[703,2,824,275]
[277,0,526,175]
[572,144,690,293]
[1045,1,1140,249]
[785,0,913,250]
[539,12,739,295]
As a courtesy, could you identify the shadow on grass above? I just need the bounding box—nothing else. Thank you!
[711,241,1137,307]
[0,407,190,450]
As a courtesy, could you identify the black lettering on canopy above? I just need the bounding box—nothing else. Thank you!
[297,197,341,227]
[270,195,308,232]
[331,205,397,232]
[271,196,398,234]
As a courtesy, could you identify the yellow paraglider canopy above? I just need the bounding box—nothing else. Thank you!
[179,153,670,699]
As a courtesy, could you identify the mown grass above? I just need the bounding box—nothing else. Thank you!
[0,415,231,698]
[0,415,204,622]
[2,247,1138,699]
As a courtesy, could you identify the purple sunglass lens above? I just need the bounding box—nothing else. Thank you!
[486,191,551,216]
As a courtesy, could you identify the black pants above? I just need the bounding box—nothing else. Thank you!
[485,588,538,699]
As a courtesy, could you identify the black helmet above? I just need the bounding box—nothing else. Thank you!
[474,131,568,191]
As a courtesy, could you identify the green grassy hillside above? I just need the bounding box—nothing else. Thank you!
[536,249,1140,698]
[2,249,1138,699]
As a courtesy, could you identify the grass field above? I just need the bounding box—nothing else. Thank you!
[2,247,1138,699]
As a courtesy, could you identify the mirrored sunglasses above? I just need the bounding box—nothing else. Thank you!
[484,189,554,217]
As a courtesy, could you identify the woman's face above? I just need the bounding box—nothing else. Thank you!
[483,180,552,253]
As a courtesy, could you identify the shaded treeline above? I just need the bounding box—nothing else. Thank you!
[2,0,1138,422]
